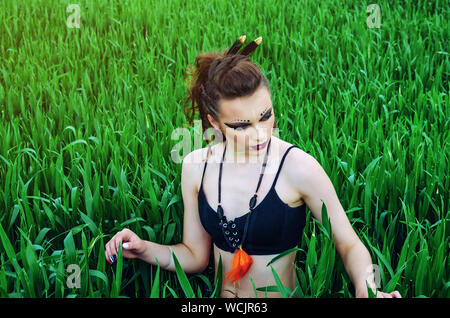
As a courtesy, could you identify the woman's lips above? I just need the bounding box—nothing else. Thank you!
[251,140,268,151]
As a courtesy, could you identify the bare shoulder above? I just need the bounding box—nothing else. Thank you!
[277,138,317,197]
[182,143,218,193]
[275,137,311,163]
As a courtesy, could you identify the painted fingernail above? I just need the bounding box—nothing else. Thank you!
[112,254,117,262]
[110,256,115,263]
[123,243,129,249]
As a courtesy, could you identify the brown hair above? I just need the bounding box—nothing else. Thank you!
[182,48,275,144]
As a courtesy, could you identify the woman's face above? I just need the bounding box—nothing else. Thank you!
[207,84,275,156]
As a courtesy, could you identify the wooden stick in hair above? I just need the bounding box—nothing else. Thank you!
[226,35,246,55]
[239,36,262,57]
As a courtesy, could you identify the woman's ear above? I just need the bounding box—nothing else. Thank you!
[206,114,226,143]
[207,114,220,131]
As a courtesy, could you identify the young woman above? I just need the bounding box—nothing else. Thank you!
[104,35,402,299]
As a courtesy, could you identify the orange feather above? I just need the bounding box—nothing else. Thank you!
[223,246,253,288]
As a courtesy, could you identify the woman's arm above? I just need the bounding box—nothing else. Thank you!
[137,149,212,274]
[137,241,201,274]
[340,241,378,296]
[287,149,401,298]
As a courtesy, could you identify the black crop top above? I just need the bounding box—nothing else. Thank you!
[198,144,307,255]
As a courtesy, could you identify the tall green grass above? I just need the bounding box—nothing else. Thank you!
[0,0,448,297]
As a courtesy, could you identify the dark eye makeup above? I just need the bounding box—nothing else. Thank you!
[226,111,272,131]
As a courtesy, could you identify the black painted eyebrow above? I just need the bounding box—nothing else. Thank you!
[224,107,272,128]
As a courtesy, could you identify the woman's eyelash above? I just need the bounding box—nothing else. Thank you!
[232,111,272,130]
[263,111,272,120]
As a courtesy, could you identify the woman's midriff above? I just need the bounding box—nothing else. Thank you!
[213,244,298,298]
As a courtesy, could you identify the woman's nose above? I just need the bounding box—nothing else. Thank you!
[249,125,267,143]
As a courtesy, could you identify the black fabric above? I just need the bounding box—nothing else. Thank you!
[197,144,307,255]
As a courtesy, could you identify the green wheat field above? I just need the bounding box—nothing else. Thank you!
[0,0,448,298]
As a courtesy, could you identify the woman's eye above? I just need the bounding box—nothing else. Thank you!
[261,112,272,121]
[232,112,272,130]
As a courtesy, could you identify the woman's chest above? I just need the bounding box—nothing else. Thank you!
[201,162,303,221]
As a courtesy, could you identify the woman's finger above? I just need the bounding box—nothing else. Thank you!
[391,291,402,298]
[113,234,129,258]
[114,230,131,253]
[105,244,112,262]
[105,249,112,264]
[122,242,131,250]
[104,229,138,262]
[109,234,121,254]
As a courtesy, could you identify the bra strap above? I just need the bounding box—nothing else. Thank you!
[272,145,299,187]
[200,145,212,188]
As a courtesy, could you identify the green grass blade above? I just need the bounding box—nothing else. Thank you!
[211,254,223,298]
[172,251,195,298]
[270,265,289,298]
[266,247,304,267]
[150,261,160,298]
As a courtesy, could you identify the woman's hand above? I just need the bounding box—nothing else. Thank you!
[105,228,146,264]
[356,288,402,298]
[375,290,402,298]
